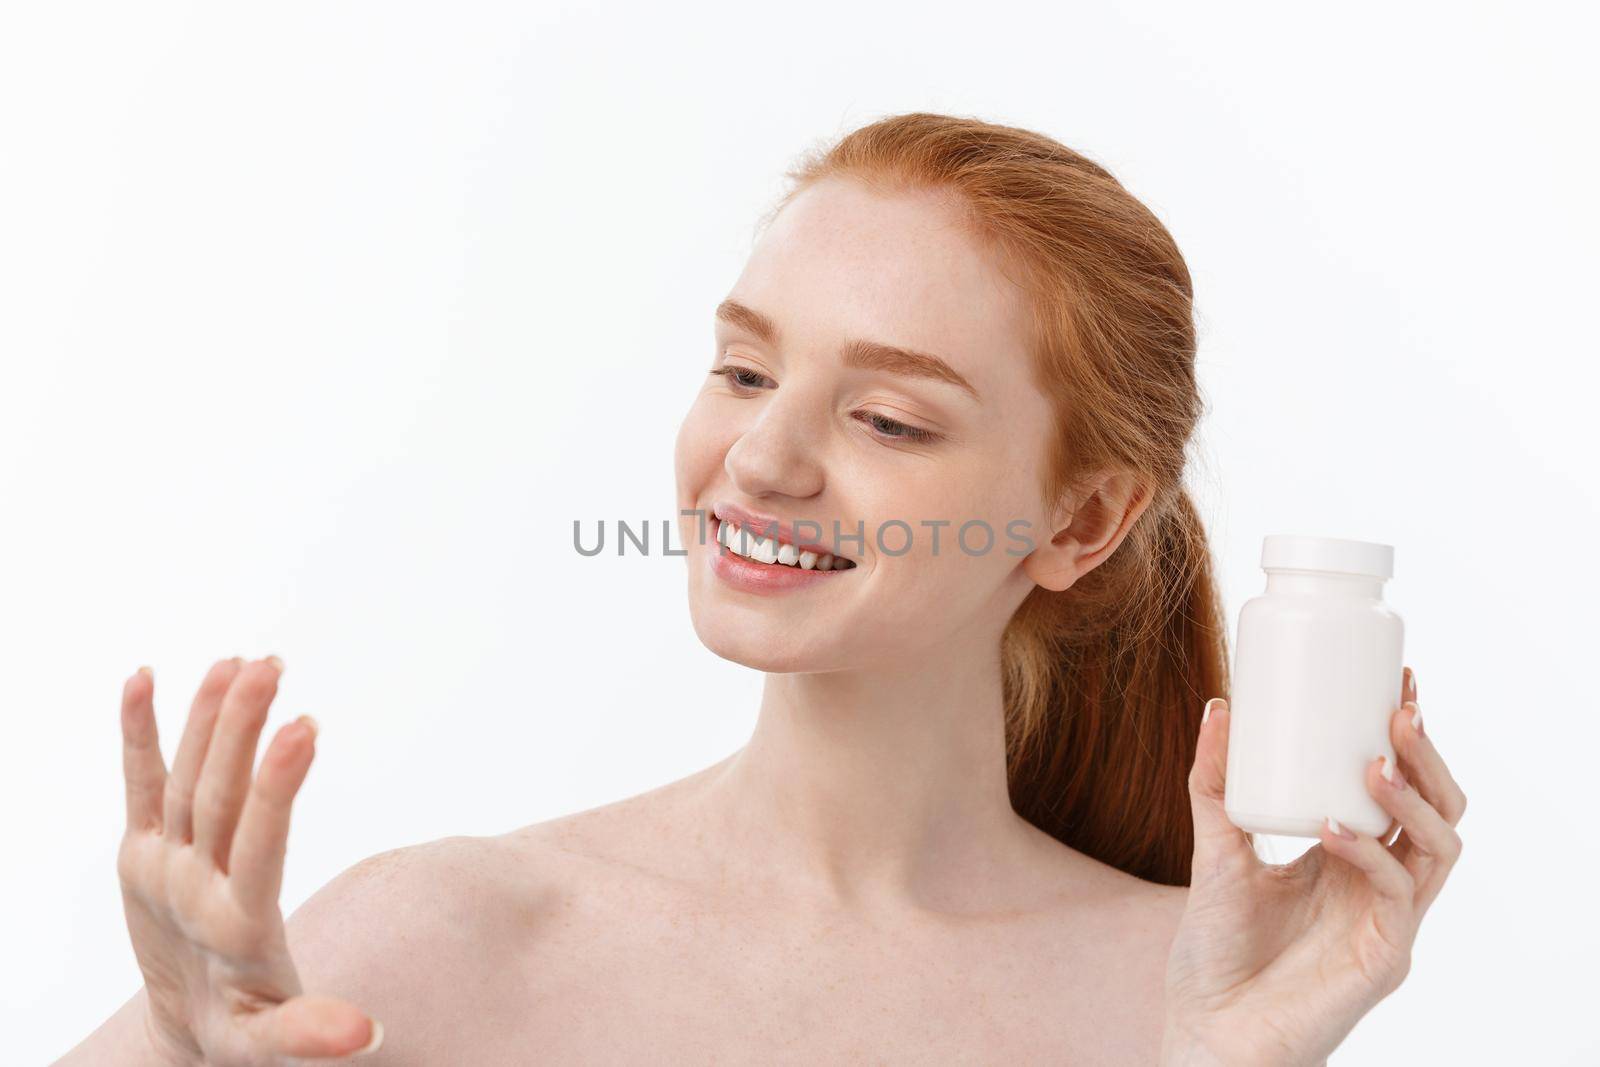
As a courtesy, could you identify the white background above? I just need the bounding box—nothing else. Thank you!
[4,3,1594,1063]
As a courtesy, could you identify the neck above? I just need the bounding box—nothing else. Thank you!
[693,631,1038,912]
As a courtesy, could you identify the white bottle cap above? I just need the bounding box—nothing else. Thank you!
[1261,535,1393,579]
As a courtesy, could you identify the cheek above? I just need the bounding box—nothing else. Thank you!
[876,522,1014,603]
[895,459,1038,559]
[858,464,1039,617]
[674,397,743,562]
[674,396,726,498]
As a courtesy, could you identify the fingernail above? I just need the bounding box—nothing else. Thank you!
[1202,697,1225,727]
[136,665,153,679]
[1405,699,1424,736]
[354,1018,384,1056]
[1326,816,1356,840]
[265,654,285,673]
[1379,755,1406,789]
[295,714,319,739]
[231,656,245,667]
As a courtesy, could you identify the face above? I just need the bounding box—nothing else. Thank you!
[674,177,1062,673]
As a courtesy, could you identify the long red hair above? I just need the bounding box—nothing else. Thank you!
[764,112,1235,886]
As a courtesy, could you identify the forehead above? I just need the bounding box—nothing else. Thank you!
[727,179,1034,396]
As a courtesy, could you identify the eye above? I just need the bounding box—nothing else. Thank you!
[854,410,941,444]
[710,365,941,445]
[709,365,773,391]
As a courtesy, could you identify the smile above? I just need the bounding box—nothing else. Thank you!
[716,519,857,571]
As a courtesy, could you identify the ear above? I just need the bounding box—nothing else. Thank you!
[1020,470,1153,592]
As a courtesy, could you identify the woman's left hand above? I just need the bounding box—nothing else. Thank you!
[1160,666,1467,1067]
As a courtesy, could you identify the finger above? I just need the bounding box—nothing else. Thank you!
[1318,814,1417,956]
[1389,699,1467,830]
[1398,664,1466,824]
[230,715,317,915]
[121,667,168,833]
[193,656,283,867]
[245,994,382,1060]
[1366,754,1462,915]
[1188,698,1259,881]
[164,657,243,842]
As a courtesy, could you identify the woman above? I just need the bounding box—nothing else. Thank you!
[61,112,1465,1065]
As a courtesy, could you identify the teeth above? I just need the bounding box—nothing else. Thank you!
[716,520,853,572]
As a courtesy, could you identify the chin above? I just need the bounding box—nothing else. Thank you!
[686,608,840,674]
[706,642,819,674]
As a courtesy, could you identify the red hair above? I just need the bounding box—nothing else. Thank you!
[764,112,1235,885]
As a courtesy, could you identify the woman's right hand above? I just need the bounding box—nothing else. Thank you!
[117,656,383,1065]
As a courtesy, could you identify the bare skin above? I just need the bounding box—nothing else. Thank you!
[59,657,1187,1066]
[478,766,1186,1064]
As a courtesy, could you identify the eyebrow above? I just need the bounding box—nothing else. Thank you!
[715,299,981,402]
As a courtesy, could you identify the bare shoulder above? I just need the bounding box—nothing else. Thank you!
[287,832,548,940]
[1123,871,1190,930]
[1067,847,1190,953]
[282,832,566,1061]
[1002,832,1189,1060]
[1012,822,1190,997]
[1141,879,1191,949]
[283,765,701,952]
[498,760,725,882]
[1016,816,1191,927]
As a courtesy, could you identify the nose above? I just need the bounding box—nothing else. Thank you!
[724,390,825,500]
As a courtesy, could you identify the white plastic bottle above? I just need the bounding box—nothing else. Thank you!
[1224,535,1404,839]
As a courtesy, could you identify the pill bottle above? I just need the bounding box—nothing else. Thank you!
[1223,535,1404,839]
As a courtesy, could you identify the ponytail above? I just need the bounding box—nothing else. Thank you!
[1001,487,1231,886]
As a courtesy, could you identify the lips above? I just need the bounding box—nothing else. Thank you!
[710,501,858,566]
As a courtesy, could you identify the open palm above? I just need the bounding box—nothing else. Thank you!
[117,656,381,1065]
